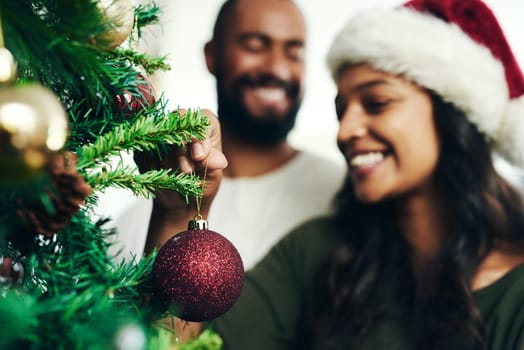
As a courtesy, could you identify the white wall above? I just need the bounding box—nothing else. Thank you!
[141,0,524,168]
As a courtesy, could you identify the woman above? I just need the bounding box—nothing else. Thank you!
[211,0,524,349]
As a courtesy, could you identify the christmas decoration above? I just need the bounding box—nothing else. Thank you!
[112,322,147,350]
[152,219,244,322]
[0,83,68,184]
[0,48,16,83]
[95,0,136,49]
[115,73,157,116]
[0,1,227,348]
[0,253,24,288]
[16,151,92,237]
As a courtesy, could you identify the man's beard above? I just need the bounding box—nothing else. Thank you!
[216,74,302,145]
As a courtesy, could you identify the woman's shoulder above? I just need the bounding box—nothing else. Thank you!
[261,215,345,279]
[472,248,524,291]
[473,252,524,350]
[280,215,344,253]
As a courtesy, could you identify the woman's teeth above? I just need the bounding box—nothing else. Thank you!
[350,152,384,168]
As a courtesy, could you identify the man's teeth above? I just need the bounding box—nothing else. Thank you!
[350,152,384,168]
[253,88,286,102]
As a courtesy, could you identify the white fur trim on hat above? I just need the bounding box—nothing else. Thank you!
[326,7,515,161]
[497,95,524,166]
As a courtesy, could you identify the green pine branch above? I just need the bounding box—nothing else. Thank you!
[135,3,162,36]
[76,108,210,171]
[112,48,170,75]
[88,166,203,200]
[9,211,160,349]
[151,327,223,350]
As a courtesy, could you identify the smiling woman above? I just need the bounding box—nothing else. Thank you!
[208,0,524,349]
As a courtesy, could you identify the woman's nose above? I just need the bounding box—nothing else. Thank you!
[337,108,367,144]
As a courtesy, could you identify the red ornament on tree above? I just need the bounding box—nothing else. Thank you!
[152,219,244,322]
[0,254,24,287]
[115,74,156,116]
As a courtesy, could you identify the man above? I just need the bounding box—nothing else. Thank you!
[109,0,345,269]
[199,0,345,268]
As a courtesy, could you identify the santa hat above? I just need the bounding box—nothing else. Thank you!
[326,0,524,167]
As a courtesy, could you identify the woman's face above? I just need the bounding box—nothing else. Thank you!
[336,64,440,203]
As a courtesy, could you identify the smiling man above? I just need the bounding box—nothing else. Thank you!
[205,0,305,147]
[198,0,345,269]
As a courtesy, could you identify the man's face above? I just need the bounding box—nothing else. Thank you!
[212,0,306,144]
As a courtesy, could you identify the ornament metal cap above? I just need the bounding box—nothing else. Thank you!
[188,218,208,230]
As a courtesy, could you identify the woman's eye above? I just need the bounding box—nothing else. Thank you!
[364,99,390,114]
[335,98,346,121]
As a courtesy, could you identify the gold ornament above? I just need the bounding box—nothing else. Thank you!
[0,83,68,184]
[0,48,17,84]
[95,0,135,49]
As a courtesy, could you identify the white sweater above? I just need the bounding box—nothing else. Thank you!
[97,151,346,269]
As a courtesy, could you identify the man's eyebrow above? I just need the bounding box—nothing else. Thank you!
[285,39,304,47]
[236,32,304,47]
[237,32,269,41]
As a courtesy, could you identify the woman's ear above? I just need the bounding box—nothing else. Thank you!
[204,41,216,76]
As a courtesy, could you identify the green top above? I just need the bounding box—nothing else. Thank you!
[213,217,524,350]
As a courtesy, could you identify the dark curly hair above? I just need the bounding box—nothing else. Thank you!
[312,93,524,349]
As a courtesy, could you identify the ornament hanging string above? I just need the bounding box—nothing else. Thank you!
[194,156,209,221]
[128,13,140,51]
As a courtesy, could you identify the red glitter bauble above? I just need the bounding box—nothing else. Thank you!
[152,227,244,322]
[115,75,156,116]
[0,251,25,287]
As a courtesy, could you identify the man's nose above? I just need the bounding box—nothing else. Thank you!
[262,47,293,82]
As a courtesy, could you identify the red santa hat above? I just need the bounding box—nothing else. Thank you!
[326,0,524,167]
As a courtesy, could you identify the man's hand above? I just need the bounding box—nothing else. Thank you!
[134,109,227,253]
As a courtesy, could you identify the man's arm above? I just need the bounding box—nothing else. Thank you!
[134,108,227,253]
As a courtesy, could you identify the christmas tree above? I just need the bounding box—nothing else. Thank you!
[0,0,235,348]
